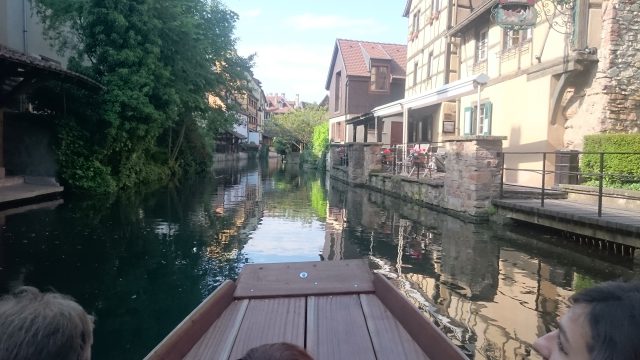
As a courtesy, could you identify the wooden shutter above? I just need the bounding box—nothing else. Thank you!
[482,102,492,135]
[463,107,473,135]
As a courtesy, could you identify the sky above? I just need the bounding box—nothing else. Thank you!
[220,0,409,104]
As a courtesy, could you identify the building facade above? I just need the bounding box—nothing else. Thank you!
[396,0,639,186]
[325,39,407,143]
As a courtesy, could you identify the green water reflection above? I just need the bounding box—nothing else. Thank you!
[0,160,637,360]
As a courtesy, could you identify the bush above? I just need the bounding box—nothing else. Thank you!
[581,134,640,186]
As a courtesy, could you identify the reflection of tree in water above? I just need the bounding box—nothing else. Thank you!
[0,176,247,360]
[261,169,327,223]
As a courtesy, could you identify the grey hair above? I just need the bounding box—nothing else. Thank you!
[0,286,94,360]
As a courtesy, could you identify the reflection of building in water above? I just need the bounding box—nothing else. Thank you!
[403,248,572,360]
[324,206,347,260]
[330,181,586,360]
[206,169,264,259]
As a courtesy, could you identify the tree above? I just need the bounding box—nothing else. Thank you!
[34,0,252,191]
[264,105,327,152]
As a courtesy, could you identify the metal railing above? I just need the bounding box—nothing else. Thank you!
[500,151,640,217]
[380,142,445,179]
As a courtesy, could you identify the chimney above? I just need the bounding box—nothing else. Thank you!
[281,93,286,99]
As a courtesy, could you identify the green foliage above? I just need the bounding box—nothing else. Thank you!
[312,122,329,157]
[56,116,116,193]
[264,105,327,151]
[34,0,252,192]
[273,137,289,155]
[581,134,640,186]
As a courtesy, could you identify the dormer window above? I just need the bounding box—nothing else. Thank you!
[370,65,389,92]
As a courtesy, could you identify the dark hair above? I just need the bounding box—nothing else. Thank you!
[0,286,94,360]
[570,281,640,360]
[239,342,313,360]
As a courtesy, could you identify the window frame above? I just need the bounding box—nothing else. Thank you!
[463,101,493,136]
[476,28,488,63]
[432,0,439,14]
[503,28,532,51]
[412,11,420,34]
[369,64,390,93]
[334,71,341,112]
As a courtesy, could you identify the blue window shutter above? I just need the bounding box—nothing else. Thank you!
[482,102,492,135]
[463,107,473,135]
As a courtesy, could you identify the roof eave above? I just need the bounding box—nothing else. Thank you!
[447,0,498,37]
[325,41,340,90]
[403,0,412,17]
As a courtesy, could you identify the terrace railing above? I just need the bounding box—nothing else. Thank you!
[500,151,640,217]
[379,142,446,179]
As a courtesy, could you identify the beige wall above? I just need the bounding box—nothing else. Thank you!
[454,1,603,186]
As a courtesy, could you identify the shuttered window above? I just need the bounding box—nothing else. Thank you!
[463,102,492,136]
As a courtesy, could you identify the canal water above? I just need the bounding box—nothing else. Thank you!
[0,159,637,360]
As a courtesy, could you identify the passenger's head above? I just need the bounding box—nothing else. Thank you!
[240,342,313,360]
[0,286,94,360]
[533,281,640,360]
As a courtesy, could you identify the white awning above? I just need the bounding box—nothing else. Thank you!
[371,73,489,117]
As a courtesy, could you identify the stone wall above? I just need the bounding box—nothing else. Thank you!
[444,136,505,216]
[564,0,640,149]
[330,136,505,219]
[600,0,640,132]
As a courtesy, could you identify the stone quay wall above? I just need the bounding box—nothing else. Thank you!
[330,136,505,219]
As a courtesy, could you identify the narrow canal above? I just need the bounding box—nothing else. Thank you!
[0,159,637,360]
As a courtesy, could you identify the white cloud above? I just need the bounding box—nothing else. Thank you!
[237,43,332,102]
[286,13,377,31]
[241,8,261,19]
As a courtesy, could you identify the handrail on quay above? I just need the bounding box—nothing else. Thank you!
[500,151,640,217]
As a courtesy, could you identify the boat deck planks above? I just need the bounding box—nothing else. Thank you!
[184,300,248,360]
[306,295,376,360]
[234,260,374,298]
[360,294,430,360]
[228,297,306,359]
[146,260,467,360]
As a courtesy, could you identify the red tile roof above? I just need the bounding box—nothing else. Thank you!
[325,39,407,89]
[265,94,296,114]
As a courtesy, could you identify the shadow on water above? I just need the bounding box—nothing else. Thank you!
[325,177,637,360]
[0,161,636,360]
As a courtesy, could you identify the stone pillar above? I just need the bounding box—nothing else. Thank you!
[444,136,506,216]
[346,143,382,185]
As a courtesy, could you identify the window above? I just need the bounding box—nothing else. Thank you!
[503,28,532,50]
[427,52,433,78]
[413,62,419,86]
[412,11,420,34]
[463,102,493,135]
[334,71,341,112]
[370,65,389,92]
[432,0,439,14]
[476,29,488,62]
